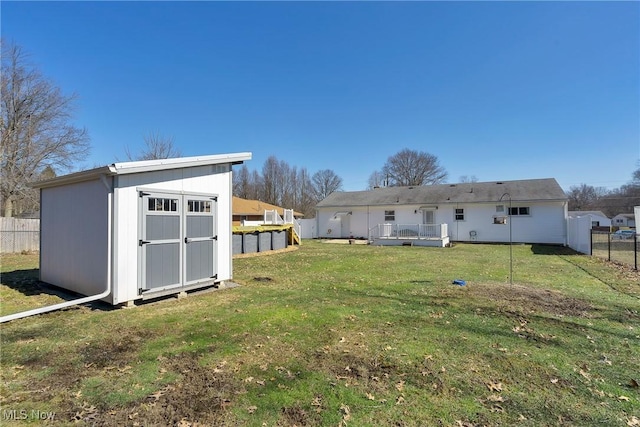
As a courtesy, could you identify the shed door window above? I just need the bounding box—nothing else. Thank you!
[455,208,464,221]
[188,200,212,213]
[148,197,178,212]
[384,210,395,221]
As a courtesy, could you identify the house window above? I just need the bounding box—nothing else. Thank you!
[384,210,395,221]
[508,206,530,216]
[493,216,507,225]
[496,205,505,213]
[455,208,464,221]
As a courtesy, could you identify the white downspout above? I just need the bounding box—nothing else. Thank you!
[0,175,114,323]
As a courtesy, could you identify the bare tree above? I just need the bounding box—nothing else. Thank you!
[566,184,608,211]
[261,156,280,205]
[294,167,316,217]
[233,155,343,215]
[1,40,90,217]
[368,170,386,189]
[125,131,181,161]
[312,169,343,200]
[233,164,252,199]
[459,175,478,183]
[381,148,447,187]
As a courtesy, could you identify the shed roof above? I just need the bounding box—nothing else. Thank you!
[32,152,252,189]
[316,178,567,208]
[233,197,304,217]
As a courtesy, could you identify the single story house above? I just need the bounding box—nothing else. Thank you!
[33,152,251,306]
[612,213,636,228]
[232,197,303,226]
[315,178,568,246]
[568,211,611,228]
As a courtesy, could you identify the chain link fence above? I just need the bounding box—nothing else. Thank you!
[0,218,40,253]
[591,230,638,270]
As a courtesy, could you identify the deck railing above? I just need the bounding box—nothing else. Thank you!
[264,209,301,242]
[369,223,448,241]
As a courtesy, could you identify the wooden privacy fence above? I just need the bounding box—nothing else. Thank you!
[0,218,40,253]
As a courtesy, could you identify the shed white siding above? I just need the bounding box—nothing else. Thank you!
[111,164,232,304]
[36,153,250,306]
[40,178,110,298]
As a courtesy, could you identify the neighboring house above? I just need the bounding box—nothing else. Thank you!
[568,211,611,228]
[315,178,568,245]
[232,197,303,225]
[611,213,636,228]
[32,153,251,306]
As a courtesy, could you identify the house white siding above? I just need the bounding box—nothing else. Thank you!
[317,201,567,245]
[446,202,566,244]
[612,214,636,228]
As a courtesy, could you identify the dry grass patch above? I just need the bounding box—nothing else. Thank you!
[465,282,594,318]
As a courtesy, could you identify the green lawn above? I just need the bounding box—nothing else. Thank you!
[1,241,639,426]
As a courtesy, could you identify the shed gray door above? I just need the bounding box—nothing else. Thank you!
[140,192,182,292]
[184,196,217,286]
[139,191,218,294]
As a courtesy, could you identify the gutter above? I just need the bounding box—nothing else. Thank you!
[1,174,115,323]
[0,286,111,323]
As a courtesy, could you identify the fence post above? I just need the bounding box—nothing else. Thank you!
[635,233,638,271]
[608,231,611,261]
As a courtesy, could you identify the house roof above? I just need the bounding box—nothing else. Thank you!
[569,211,609,218]
[233,197,304,217]
[316,178,567,208]
[612,213,636,219]
[32,152,252,189]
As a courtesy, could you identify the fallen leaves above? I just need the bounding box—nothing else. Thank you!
[339,404,351,426]
[627,416,640,426]
[486,381,503,393]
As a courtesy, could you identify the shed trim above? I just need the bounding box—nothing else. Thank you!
[32,152,252,189]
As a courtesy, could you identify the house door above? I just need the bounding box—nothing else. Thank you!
[139,191,218,294]
[340,214,351,238]
[422,209,435,225]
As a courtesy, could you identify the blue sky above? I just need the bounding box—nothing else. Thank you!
[3,1,639,192]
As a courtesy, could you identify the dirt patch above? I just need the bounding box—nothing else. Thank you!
[71,352,244,426]
[278,406,318,426]
[80,328,150,369]
[466,283,593,318]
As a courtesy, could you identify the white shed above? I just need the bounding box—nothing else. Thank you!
[33,152,251,306]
